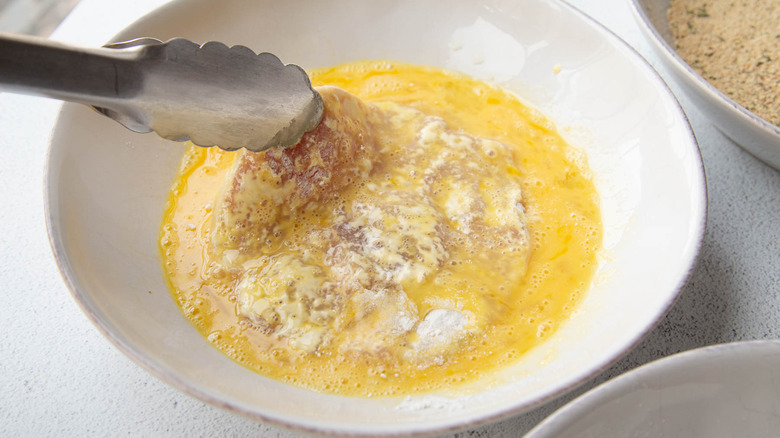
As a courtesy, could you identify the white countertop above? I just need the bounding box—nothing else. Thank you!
[1,0,778,436]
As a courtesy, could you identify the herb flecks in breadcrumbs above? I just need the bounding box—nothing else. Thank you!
[669,0,780,126]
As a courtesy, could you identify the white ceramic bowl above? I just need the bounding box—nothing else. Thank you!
[628,0,780,170]
[525,341,780,437]
[45,0,706,435]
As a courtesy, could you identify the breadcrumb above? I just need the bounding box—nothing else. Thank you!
[668,0,780,126]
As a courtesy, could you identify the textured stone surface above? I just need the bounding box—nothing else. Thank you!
[1,0,777,436]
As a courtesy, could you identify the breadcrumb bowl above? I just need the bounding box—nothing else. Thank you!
[45,0,706,435]
[629,0,780,170]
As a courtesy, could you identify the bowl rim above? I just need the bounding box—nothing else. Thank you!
[524,340,780,437]
[43,0,708,435]
[627,0,780,139]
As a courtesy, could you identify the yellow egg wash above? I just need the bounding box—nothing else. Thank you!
[160,61,602,397]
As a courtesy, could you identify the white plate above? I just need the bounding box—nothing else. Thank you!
[629,0,780,170]
[45,0,706,435]
[526,341,780,437]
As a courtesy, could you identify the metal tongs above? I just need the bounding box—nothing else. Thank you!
[0,32,324,152]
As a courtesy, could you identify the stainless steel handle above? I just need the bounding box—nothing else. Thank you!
[0,32,146,123]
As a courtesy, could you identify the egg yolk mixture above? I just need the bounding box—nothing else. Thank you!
[160,61,602,397]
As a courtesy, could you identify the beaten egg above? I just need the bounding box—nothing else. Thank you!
[160,61,602,397]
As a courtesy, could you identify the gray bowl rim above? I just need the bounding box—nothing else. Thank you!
[524,340,780,438]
